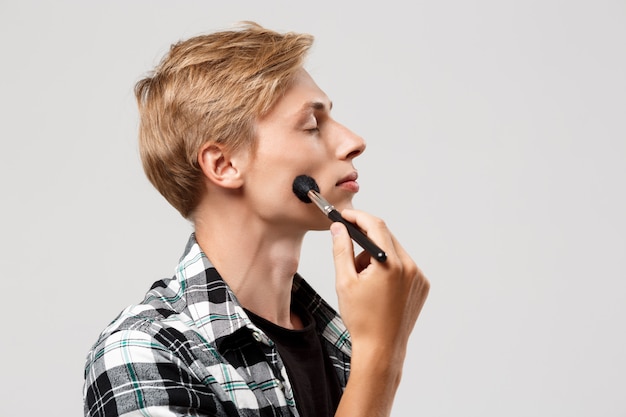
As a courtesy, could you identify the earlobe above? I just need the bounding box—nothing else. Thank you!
[198,143,245,189]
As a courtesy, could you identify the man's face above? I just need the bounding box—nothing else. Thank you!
[243,68,366,231]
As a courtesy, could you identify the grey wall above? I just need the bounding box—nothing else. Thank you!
[1,1,624,416]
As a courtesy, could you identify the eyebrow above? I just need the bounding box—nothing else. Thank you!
[299,100,333,115]
[292,100,334,127]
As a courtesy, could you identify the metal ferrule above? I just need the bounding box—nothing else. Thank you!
[307,189,334,215]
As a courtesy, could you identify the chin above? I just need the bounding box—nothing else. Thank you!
[331,200,354,212]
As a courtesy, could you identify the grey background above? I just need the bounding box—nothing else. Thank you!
[1,1,625,416]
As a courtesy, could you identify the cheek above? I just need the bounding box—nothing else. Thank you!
[247,162,298,207]
[252,140,327,198]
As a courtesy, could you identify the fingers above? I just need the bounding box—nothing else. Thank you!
[330,222,357,282]
[337,207,430,322]
[331,208,417,290]
[339,209,394,260]
[338,208,403,272]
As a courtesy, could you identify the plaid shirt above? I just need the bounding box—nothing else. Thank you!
[83,234,352,417]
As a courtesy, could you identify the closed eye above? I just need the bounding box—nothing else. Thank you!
[303,116,320,133]
[297,100,331,134]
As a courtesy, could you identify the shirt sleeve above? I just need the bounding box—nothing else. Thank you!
[83,325,225,417]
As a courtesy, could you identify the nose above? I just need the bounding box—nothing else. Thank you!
[335,122,366,160]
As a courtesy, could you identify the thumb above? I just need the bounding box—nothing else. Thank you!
[330,222,356,281]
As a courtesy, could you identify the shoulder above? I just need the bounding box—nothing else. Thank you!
[84,294,218,377]
[83,308,225,416]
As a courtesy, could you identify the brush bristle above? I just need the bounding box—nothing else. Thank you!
[292,175,319,203]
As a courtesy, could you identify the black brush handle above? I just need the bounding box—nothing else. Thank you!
[328,209,387,262]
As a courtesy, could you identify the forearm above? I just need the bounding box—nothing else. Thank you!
[335,346,405,417]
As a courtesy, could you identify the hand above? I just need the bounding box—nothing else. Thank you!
[331,209,430,363]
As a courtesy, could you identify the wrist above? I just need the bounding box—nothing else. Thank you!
[335,347,404,417]
[350,342,405,387]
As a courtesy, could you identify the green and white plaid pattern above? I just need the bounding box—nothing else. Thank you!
[83,234,351,416]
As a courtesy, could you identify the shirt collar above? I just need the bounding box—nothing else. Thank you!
[175,233,351,356]
[174,234,253,349]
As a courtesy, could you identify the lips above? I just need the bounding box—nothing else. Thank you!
[336,172,358,185]
[336,172,360,193]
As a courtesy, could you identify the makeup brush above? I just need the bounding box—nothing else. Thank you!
[292,175,387,262]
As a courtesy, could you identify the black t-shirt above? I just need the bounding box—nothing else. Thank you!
[245,302,343,417]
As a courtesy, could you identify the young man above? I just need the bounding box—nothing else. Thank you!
[83,22,429,417]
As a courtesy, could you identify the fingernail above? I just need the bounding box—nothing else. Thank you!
[330,222,343,237]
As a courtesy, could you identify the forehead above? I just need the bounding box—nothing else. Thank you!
[262,69,332,120]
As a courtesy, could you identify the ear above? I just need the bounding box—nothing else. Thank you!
[197,143,247,189]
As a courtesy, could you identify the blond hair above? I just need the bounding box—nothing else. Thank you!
[135,22,313,218]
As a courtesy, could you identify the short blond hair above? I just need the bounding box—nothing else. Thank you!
[135,22,313,219]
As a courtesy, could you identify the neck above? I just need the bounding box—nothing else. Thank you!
[194,203,305,329]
